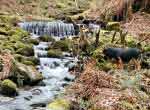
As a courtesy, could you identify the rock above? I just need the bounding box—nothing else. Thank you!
[47,99,70,110]
[16,45,34,56]
[47,49,62,58]
[1,79,18,97]
[39,35,55,42]
[14,62,43,85]
[52,40,70,52]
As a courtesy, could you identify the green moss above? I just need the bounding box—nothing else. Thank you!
[47,99,70,110]
[39,35,55,42]
[119,101,135,110]
[0,15,20,25]
[28,57,40,65]
[14,54,24,62]
[0,28,9,35]
[1,79,18,96]
[53,40,70,51]
[16,45,34,56]
[47,49,62,58]
[9,28,28,39]
[106,22,120,31]
[144,45,150,52]
[27,38,39,45]
[14,54,39,65]
[22,60,35,65]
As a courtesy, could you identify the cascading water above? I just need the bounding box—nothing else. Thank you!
[0,22,78,110]
[18,21,75,38]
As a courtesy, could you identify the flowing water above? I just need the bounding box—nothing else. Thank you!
[0,22,78,110]
[18,21,75,38]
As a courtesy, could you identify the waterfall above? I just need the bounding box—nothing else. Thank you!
[18,21,75,38]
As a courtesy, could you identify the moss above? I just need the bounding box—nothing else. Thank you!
[126,36,138,47]
[16,45,34,56]
[14,55,39,65]
[1,79,18,96]
[22,61,35,65]
[39,35,55,42]
[106,22,120,31]
[144,45,150,52]
[47,49,62,58]
[27,38,39,45]
[0,28,9,35]
[9,28,28,39]
[47,99,70,110]
[0,15,20,25]
[14,54,24,62]
[27,57,40,65]
[97,60,115,72]
[53,40,70,51]
[119,101,135,110]
[13,62,43,85]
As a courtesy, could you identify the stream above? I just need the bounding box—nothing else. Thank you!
[0,21,78,110]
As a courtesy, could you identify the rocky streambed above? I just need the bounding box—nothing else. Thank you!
[0,21,79,110]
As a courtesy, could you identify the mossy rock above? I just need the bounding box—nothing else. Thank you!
[144,45,150,52]
[22,61,35,66]
[47,99,70,110]
[13,62,43,85]
[39,35,55,42]
[106,22,120,31]
[26,57,40,65]
[53,40,70,51]
[16,45,34,56]
[14,54,24,62]
[0,28,9,36]
[22,57,40,66]
[0,15,20,25]
[26,38,39,45]
[47,49,62,58]
[9,28,28,40]
[1,79,18,97]
[14,55,39,66]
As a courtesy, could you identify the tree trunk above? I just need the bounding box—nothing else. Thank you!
[111,31,117,43]
[95,26,101,48]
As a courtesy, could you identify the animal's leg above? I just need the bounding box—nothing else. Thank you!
[117,57,124,69]
[133,59,141,70]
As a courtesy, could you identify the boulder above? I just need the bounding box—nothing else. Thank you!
[47,99,70,110]
[1,79,18,97]
[47,49,62,58]
[14,62,43,85]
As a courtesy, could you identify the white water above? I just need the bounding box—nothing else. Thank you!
[0,33,77,110]
[18,21,75,37]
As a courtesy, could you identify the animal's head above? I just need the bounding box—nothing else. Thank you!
[103,48,110,60]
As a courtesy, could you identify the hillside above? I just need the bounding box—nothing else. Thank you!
[0,0,91,18]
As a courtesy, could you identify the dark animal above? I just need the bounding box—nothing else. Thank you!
[103,47,141,70]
